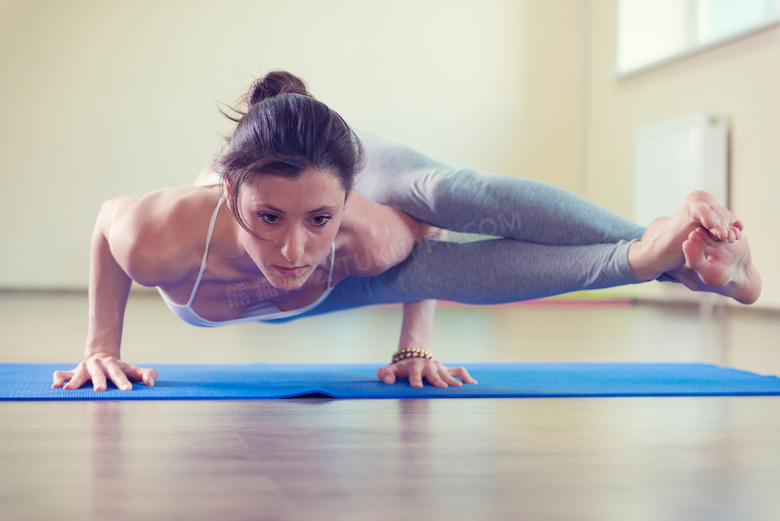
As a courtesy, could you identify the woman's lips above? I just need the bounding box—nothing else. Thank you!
[273,265,306,277]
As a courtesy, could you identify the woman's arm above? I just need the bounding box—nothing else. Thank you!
[398,299,436,349]
[52,197,158,391]
[86,197,134,359]
[339,195,476,387]
[337,195,475,387]
[375,299,477,388]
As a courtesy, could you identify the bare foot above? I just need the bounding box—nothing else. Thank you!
[628,190,743,282]
[669,227,761,304]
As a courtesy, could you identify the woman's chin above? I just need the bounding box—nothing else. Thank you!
[265,271,309,291]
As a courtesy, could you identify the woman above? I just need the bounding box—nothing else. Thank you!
[52,71,761,392]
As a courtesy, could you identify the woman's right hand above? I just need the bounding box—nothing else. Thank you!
[52,353,158,391]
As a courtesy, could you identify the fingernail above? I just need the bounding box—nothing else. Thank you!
[383,376,393,384]
[122,383,132,391]
[148,376,155,387]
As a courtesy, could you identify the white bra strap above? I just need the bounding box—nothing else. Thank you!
[186,194,225,306]
[327,241,335,288]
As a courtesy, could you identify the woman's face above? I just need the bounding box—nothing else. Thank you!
[231,169,346,291]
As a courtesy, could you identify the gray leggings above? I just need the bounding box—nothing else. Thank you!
[276,131,647,322]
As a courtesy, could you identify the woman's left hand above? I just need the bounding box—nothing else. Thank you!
[376,359,478,388]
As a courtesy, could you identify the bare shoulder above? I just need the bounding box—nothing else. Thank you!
[107,187,223,286]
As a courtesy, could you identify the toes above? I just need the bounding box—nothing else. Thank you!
[685,228,736,288]
[687,227,710,246]
[684,227,712,268]
[685,191,718,226]
[691,201,720,232]
[685,191,741,242]
[683,237,706,271]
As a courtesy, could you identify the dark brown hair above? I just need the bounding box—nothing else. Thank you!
[217,71,363,231]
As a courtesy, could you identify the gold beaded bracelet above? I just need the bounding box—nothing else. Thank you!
[391,348,435,364]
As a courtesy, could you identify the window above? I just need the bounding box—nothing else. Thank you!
[617,0,780,77]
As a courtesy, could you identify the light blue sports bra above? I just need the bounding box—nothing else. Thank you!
[156,194,336,328]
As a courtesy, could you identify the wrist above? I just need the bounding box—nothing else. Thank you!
[391,347,435,364]
[83,344,120,360]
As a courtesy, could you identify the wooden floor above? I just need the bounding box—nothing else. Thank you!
[2,291,780,520]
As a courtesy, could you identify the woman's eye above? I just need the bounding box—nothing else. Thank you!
[312,215,331,226]
[259,213,279,224]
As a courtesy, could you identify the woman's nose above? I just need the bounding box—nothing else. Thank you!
[279,227,305,263]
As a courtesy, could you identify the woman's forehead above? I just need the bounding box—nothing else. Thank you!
[243,169,345,209]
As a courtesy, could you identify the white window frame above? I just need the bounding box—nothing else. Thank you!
[616,0,780,79]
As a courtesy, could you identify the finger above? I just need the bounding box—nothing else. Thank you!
[423,365,449,388]
[85,358,108,391]
[63,368,90,390]
[124,365,158,387]
[376,366,396,385]
[101,359,133,391]
[52,370,73,388]
[142,368,158,388]
[439,368,463,387]
[450,366,478,385]
[408,363,425,388]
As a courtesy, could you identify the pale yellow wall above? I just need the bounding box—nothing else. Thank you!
[0,0,583,289]
[2,0,774,309]
[586,0,780,309]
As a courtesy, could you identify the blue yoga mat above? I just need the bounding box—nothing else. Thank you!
[1,362,780,400]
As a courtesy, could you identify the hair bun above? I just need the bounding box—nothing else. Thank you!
[247,71,312,106]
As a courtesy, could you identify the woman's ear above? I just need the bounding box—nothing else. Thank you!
[223,178,232,211]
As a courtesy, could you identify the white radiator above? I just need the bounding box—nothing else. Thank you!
[633,112,730,310]
[634,112,729,226]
